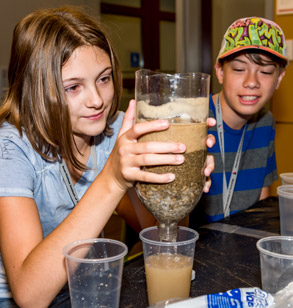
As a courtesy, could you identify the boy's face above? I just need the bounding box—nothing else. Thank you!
[215,53,285,128]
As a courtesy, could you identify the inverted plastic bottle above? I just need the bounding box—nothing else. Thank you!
[135,69,210,241]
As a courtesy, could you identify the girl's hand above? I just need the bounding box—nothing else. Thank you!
[104,100,186,191]
[106,100,216,193]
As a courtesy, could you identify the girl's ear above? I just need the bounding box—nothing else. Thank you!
[215,62,224,85]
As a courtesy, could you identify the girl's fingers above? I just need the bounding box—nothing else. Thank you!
[204,154,214,177]
[119,101,173,140]
[202,154,214,193]
[206,134,216,148]
[123,166,176,183]
[207,117,216,127]
[124,141,186,155]
[203,176,211,193]
[129,153,185,167]
[118,100,136,137]
[130,120,171,140]
[136,171,175,184]
[116,112,215,188]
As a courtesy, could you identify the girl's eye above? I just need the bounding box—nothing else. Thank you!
[98,75,112,84]
[65,85,80,93]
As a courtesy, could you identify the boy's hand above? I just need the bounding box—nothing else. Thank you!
[203,117,216,193]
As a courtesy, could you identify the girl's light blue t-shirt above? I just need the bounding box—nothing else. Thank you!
[0,111,124,298]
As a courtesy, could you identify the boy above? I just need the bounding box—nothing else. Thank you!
[190,17,288,227]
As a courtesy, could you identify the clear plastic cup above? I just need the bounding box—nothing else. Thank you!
[139,226,199,306]
[63,238,128,308]
[277,185,293,236]
[280,173,293,185]
[256,236,293,294]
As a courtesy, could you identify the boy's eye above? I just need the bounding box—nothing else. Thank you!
[261,70,274,75]
[232,68,244,72]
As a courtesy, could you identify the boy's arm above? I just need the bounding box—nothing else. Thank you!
[259,187,269,200]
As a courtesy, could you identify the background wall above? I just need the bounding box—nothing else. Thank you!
[176,0,201,73]
[211,0,272,93]
[0,0,100,100]
[0,0,100,67]
[270,1,293,195]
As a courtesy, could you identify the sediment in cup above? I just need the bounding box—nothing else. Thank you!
[135,121,207,223]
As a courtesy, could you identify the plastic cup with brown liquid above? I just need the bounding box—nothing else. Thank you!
[139,226,199,306]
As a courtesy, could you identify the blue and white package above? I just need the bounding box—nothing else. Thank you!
[205,287,273,307]
[149,287,274,308]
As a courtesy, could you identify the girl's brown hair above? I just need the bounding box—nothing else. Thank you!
[0,6,122,170]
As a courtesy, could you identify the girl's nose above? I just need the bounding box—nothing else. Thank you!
[86,86,103,109]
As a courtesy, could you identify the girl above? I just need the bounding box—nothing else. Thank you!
[0,6,215,307]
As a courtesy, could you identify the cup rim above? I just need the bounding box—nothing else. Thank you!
[139,226,199,246]
[135,68,211,80]
[280,172,293,177]
[63,238,128,263]
[277,185,293,198]
[256,236,293,259]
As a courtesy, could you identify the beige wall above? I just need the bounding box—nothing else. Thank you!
[0,0,100,68]
[211,0,270,93]
[270,2,293,195]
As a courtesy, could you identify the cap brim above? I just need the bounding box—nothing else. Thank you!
[217,45,288,63]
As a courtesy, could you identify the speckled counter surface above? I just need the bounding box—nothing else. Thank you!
[119,197,280,308]
[120,256,147,308]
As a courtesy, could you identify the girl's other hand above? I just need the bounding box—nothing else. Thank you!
[203,117,216,192]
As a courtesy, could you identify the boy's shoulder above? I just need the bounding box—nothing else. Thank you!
[248,108,275,128]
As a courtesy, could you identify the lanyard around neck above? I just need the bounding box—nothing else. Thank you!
[215,94,246,217]
[59,139,98,207]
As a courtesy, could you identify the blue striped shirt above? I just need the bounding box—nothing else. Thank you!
[190,94,277,226]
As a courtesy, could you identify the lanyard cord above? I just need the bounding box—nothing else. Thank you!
[59,138,98,207]
[59,137,105,238]
[215,94,247,217]
[59,158,79,206]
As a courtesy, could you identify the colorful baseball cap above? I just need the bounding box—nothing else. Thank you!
[217,17,288,65]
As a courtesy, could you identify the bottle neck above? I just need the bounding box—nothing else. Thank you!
[158,221,178,242]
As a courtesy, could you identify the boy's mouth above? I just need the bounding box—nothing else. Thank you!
[240,95,258,101]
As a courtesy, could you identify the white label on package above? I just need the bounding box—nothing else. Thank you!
[167,288,274,308]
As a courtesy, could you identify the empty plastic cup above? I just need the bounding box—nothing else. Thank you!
[277,185,293,236]
[256,236,293,294]
[139,226,199,306]
[280,173,293,185]
[63,238,127,308]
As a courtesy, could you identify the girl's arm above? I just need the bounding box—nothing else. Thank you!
[0,100,186,308]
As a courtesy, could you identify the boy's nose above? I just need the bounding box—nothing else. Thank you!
[244,73,260,89]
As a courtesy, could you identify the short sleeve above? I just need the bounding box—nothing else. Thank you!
[0,132,35,198]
